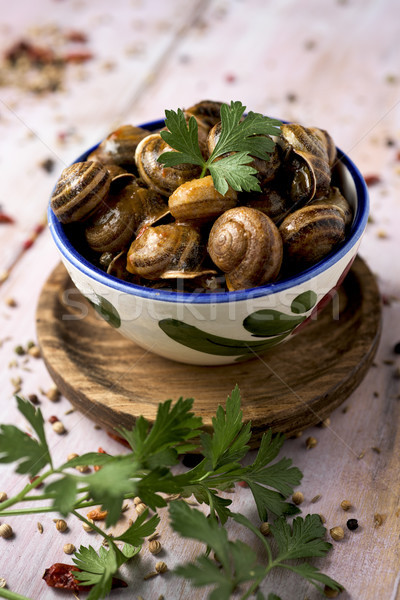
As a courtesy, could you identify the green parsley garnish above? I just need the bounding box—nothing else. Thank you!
[0,388,342,600]
[158,101,282,195]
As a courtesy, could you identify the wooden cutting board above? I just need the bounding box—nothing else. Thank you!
[36,256,381,447]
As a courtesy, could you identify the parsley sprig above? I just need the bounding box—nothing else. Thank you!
[158,101,282,195]
[0,388,342,599]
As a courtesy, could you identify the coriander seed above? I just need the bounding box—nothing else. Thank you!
[155,561,168,574]
[321,417,331,428]
[5,297,17,307]
[259,522,270,536]
[292,491,304,505]
[0,577,6,588]
[28,345,41,358]
[55,519,68,532]
[46,385,60,402]
[133,496,142,505]
[37,522,44,534]
[82,518,94,532]
[63,543,76,554]
[330,526,344,541]
[76,464,90,473]
[305,436,317,449]
[67,452,79,461]
[0,492,8,502]
[52,420,65,434]
[136,502,147,515]
[340,500,352,511]
[149,540,162,554]
[0,524,13,539]
[347,518,358,531]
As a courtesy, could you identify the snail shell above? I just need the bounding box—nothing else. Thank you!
[51,161,111,224]
[312,186,353,227]
[87,125,150,168]
[126,224,208,279]
[281,124,335,204]
[185,100,224,130]
[168,175,237,223]
[135,133,201,196]
[279,204,346,269]
[241,186,288,224]
[207,207,283,291]
[85,183,169,253]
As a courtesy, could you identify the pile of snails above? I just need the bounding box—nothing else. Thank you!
[51,100,352,293]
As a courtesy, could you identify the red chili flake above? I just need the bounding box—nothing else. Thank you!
[5,40,56,65]
[23,238,34,251]
[396,150,400,161]
[94,447,108,471]
[0,212,15,224]
[225,73,236,83]
[364,174,381,186]
[63,51,93,64]
[29,476,43,488]
[237,481,248,488]
[48,415,59,424]
[65,30,88,43]
[107,430,131,448]
[43,563,127,591]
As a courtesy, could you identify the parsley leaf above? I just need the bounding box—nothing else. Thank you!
[158,101,282,195]
[0,397,51,476]
[115,509,159,546]
[45,476,78,515]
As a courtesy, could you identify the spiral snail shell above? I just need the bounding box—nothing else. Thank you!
[126,224,211,280]
[207,206,283,290]
[85,183,169,253]
[241,186,288,224]
[279,204,346,269]
[51,161,111,224]
[168,175,237,223]
[87,125,150,168]
[312,186,353,227]
[135,133,201,196]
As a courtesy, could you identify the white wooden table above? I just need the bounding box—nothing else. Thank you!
[0,1,399,598]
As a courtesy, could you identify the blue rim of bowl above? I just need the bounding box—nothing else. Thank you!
[48,119,369,304]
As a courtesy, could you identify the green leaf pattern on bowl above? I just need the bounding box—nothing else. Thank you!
[159,290,317,357]
[86,294,121,329]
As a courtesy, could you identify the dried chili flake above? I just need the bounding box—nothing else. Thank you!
[29,475,43,488]
[48,415,59,424]
[364,174,381,187]
[43,562,127,591]
[107,430,131,448]
[0,212,15,224]
[65,30,88,43]
[63,51,93,64]
[94,446,108,471]
[86,508,108,521]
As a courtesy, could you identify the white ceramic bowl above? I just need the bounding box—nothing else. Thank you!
[48,119,369,365]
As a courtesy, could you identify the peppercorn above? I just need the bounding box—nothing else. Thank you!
[63,543,76,554]
[28,394,40,405]
[55,519,68,532]
[330,526,344,541]
[292,491,304,505]
[259,522,270,536]
[305,436,318,449]
[347,518,359,531]
[149,540,162,554]
[0,524,13,539]
[394,341,400,354]
[340,499,352,511]
[155,561,168,574]
[14,345,25,356]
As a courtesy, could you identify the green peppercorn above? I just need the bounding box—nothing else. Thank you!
[14,345,25,356]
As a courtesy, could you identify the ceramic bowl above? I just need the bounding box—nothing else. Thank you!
[48,119,369,366]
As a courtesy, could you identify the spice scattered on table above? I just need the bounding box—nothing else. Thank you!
[136,502,147,516]
[52,420,66,434]
[311,494,322,504]
[305,436,318,449]
[0,524,13,539]
[259,522,270,536]
[82,518,94,532]
[149,540,162,554]
[347,518,359,531]
[46,385,60,402]
[364,174,381,187]
[155,561,168,574]
[87,508,108,521]
[37,522,44,534]
[55,519,68,532]
[63,543,76,555]
[0,492,8,502]
[292,491,304,505]
[374,513,385,527]
[330,526,344,541]
[340,500,352,511]
[324,585,340,598]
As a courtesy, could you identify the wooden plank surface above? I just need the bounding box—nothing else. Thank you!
[0,0,400,598]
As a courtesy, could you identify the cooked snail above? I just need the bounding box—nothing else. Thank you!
[241,186,288,224]
[312,186,353,226]
[279,204,346,270]
[207,207,283,290]
[51,161,111,224]
[169,176,237,223]
[281,124,335,206]
[126,223,214,280]
[85,183,169,253]
[135,133,201,196]
[87,125,150,168]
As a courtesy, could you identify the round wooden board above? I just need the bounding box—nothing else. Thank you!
[36,257,381,447]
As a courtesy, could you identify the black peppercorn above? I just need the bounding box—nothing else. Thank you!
[347,518,358,531]
[394,341,400,355]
